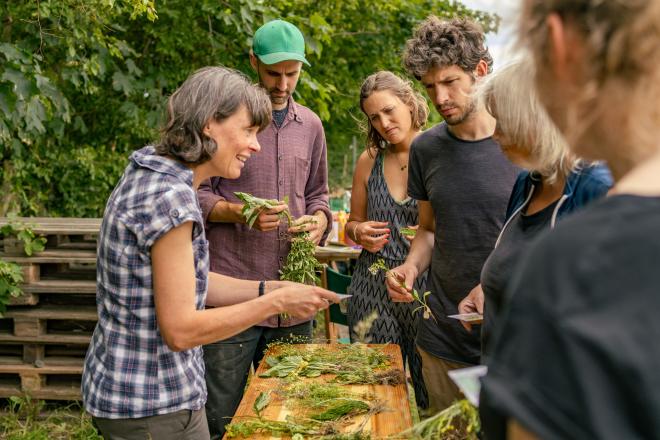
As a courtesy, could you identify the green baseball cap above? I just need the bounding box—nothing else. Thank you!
[253,19,310,66]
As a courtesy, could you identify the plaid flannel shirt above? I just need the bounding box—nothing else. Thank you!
[82,146,209,418]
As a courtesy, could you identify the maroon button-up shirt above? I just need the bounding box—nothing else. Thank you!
[197,97,331,328]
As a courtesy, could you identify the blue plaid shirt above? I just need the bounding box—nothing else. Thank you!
[82,146,209,418]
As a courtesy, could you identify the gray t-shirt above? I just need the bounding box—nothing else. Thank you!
[408,122,519,364]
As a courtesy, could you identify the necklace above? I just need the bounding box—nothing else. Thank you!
[390,152,408,171]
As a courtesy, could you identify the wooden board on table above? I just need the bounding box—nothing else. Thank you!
[224,343,412,439]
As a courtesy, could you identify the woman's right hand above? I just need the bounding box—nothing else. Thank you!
[269,285,339,319]
[353,221,390,253]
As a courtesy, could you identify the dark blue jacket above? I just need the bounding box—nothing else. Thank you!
[503,163,613,229]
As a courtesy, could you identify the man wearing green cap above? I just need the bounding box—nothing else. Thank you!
[197,19,331,438]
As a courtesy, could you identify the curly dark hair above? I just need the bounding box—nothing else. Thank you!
[403,16,493,79]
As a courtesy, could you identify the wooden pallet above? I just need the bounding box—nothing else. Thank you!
[0,357,84,400]
[0,305,97,338]
[225,344,412,439]
[0,217,100,255]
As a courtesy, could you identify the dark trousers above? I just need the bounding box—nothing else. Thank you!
[203,321,312,439]
[92,408,209,440]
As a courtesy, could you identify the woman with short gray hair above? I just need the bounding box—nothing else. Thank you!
[82,66,338,440]
[458,59,611,354]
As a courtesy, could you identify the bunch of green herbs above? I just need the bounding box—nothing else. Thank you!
[260,343,403,385]
[396,399,480,440]
[235,192,293,227]
[235,191,322,286]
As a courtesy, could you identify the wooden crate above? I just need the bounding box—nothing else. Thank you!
[225,344,413,439]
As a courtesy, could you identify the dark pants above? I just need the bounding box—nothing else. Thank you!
[92,409,209,440]
[203,321,312,439]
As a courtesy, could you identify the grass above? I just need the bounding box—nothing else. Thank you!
[0,396,100,440]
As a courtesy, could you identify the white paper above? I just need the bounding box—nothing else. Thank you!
[447,312,483,323]
[334,293,352,300]
[448,365,488,407]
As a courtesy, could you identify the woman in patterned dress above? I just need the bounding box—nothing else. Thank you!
[345,71,429,408]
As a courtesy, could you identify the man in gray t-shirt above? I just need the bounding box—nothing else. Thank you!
[386,16,519,412]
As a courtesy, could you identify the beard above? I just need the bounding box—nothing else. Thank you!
[437,98,477,126]
[268,89,290,106]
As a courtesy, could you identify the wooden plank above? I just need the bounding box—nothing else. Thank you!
[0,217,101,235]
[0,249,96,264]
[0,333,92,345]
[22,279,96,294]
[21,264,40,283]
[7,292,39,306]
[13,317,47,338]
[4,305,97,321]
[0,360,83,374]
[225,344,412,439]
[0,384,81,401]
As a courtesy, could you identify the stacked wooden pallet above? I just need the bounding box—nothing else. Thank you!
[0,217,101,400]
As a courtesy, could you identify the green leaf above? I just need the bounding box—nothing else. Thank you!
[112,70,134,95]
[1,68,38,100]
[253,390,271,418]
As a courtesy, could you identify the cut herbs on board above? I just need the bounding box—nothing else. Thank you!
[225,343,403,439]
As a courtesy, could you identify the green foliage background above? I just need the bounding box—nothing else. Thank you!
[1,0,498,217]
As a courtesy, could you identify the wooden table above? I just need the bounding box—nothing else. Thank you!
[224,343,412,439]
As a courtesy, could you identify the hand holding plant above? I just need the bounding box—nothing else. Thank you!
[235,192,292,231]
[369,258,436,322]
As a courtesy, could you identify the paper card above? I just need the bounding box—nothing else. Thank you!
[447,313,483,323]
[448,365,488,407]
[335,293,352,301]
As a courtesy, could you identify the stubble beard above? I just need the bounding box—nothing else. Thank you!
[439,98,477,126]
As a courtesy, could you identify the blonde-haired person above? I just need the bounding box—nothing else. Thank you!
[345,70,429,408]
[479,1,660,439]
[457,59,611,355]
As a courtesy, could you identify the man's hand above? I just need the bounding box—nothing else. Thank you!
[251,202,289,232]
[458,284,484,331]
[289,211,328,244]
[385,263,418,303]
[353,221,390,253]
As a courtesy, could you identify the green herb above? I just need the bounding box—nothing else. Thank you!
[235,192,292,228]
[234,192,322,319]
[399,227,416,238]
[0,261,23,317]
[280,231,322,285]
[311,399,370,421]
[0,218,47,256]
[367,258,436,322]
[253,390,271,418]
[259,344,403,385]
[397,399,480,440]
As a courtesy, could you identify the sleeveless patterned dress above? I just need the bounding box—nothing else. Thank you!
[347,151,429,408]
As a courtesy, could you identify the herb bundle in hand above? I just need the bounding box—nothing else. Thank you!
[235,191,322,287]
[235,192,293,227]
